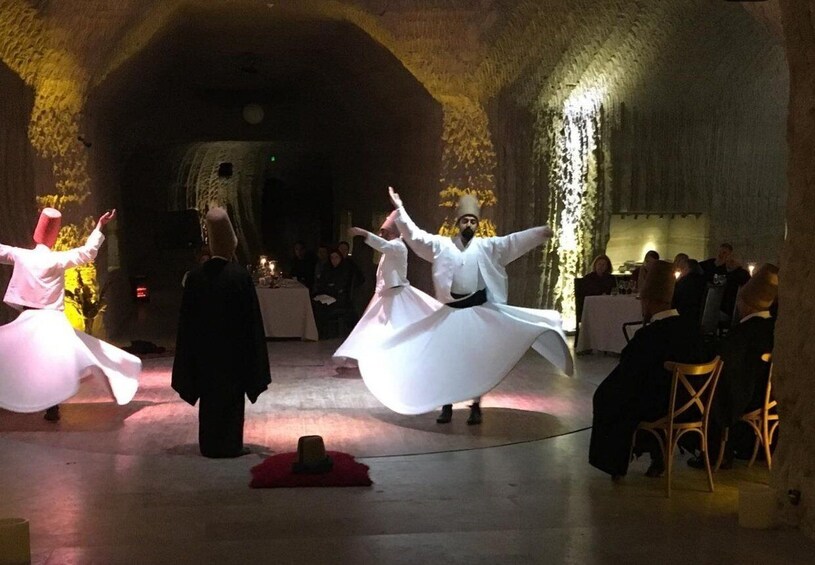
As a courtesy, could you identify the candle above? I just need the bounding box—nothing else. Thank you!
[748,263,756,276]
[674,270,680,280]
[0,518,30,564]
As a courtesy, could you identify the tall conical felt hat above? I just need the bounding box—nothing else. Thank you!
[639,260,675,304]
[739,263,779,311]
[205,207,237,259]
[379,210,399,236]
[33,207,61,248]
[455,194,481,222]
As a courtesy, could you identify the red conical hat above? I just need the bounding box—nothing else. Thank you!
[33,208,61,248]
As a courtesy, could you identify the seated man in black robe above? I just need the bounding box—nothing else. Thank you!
[172,207,271,458]
[688,263,778,469]
[590,260,706,479]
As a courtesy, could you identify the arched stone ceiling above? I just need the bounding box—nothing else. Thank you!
[0,0,788,236]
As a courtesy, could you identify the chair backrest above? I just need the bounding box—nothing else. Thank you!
[700,285,725,335]
[663,357,723,425]
[761,353,777,413]
[574,277,586,325]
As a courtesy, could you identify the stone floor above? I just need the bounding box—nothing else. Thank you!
[0,341,813,564]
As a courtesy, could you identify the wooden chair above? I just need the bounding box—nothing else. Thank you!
[717,353,779,470]
[632,356,723,497]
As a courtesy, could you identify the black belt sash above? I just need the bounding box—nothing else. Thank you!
[447,289,487,309]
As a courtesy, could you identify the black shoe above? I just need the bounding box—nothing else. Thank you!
[436,404,453,424]
[687,455,706,470]
[466,402,482,426]
[44,406,60,422]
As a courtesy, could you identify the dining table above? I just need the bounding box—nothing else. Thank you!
[576,293,643,354]
[255,280,319,341]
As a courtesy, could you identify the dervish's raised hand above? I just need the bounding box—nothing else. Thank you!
[96,209,117,231]
[348,227,367,238]
[388,186,403,209]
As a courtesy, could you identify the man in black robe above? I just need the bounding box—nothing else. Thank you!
[688,263,778,468]
[172,207,271,458]
[589,260,706,479]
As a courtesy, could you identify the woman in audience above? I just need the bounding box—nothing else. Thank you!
[583,254,616,296]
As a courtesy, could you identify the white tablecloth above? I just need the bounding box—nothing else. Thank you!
[255,282,319,341]
[576,294,643,354]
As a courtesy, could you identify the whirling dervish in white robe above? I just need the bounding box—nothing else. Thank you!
[356,188,573,418]
[0,208,141,415]
[333,211,441,366]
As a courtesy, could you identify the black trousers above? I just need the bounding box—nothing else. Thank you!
[198,386,245,458]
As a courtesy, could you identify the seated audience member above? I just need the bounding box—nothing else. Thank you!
[672,257,707,321]
[313,245,330,291]
[688,263,778,469]
[630,250,659,292]
[699,243,731,281]
[589,261,706,479]
[708,245,750,322]
[673,253,689,268]
[583,254,616,296]
[312,249,358,338]
[288,241,316,288]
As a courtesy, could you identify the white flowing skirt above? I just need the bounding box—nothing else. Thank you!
[0,309,141,413]
[356,303,573,415]
[333,284,441,361]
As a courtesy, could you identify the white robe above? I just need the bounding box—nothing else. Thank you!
[356,208,573,415]
[333,234,441,362]
[0,235,141,413]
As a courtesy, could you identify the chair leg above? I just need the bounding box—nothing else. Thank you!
[748,434,761,468]
[703,443,715,493]
[764,421,773,471]
[699,429,715,493]
[665,433,673,498]
[713,428,728,472]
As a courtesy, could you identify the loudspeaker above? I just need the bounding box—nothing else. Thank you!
[157,209,203,249]
[218,162,233,178]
